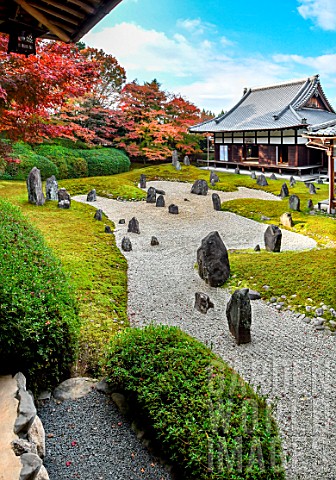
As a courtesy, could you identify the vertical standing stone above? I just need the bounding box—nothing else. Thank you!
[197,231,230,286]
[289,194,300,211]
[156,195,165,207]
[183,155,190,166]
[26,167,45,206]
[264,225,282,252]
[280,183,289,198]
[172,150,178,167]
[210,171,219,184]
[139,174,146,188]
[212,193,221,211]
[127,217,140,234]
[45,175,58,201]
[309,183,316,194]
[87,189,97,202]
[146,187,156,203]
[226,288,252,345]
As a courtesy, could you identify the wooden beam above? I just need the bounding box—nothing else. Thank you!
[66,0,95,14]
[30,3,80,25]
[40,0,85,20]
[14,0,71,41]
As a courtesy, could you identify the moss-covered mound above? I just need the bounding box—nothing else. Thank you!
[106,325,285,480]
[0,200,80,391]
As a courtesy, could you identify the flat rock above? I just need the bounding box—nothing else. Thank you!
[53,378,97,401]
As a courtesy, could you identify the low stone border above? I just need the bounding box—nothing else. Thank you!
[11,373,49,480]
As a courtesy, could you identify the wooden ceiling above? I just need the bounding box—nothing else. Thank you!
[0,0,123,43]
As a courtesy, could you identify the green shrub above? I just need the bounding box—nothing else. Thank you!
[106,326,285,480]
[78,148,130,176]
[0,200,80,391]
[3,143,59,180]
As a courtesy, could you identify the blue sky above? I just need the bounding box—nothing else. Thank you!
[83,0,336,114]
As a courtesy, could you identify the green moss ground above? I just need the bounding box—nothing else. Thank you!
[0,180,128,374]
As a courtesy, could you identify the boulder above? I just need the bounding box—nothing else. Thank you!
[105,225,112,234]
[269,173,277,180]
[234,167,240,174]
[307,199,314,210]
[289,175,296,186]
[280,212,293,228]
[45,175,58,201]
[139,174,146,189]
[19,453,42,480]
[53,377,97,401]
[155,188,165,195]
[94,209,103,221]
[191,179,208,195]
[26,167,45,206]
[250,171,257,180]
[57,188,71,209]
[280,183,289,198]
[156,195,165,207]
[86,189,96,202]
[212,193,221,211]
[194,292,214,314]
[118,219,125,224]
[172,150,178,167]
[27,415,45,459]
[309,183,316,194]
[226,288,252,345]
[146,187,156,203]
[14,389,36,435]
[150,236,159,246]
[183,155,190,166]
[197,231,230,287]
[121,237,132,252]
[289,194,300,211]
[128,217,140,234]
[256,174,268,186]
[210,171,219,184]
[168,204,179,214]
[254,244,261,252]
[210,178,216,186]
[264,224,282,252]
[175,160,181,171]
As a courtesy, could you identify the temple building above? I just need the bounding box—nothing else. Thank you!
[190,75,336,176]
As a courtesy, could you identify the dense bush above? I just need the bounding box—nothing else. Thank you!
[0,200,80,391]
[34,144,88,179]
[77,148,130,176]
[106,326,285,480]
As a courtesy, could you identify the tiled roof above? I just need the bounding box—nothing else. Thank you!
[190,75,336,133]
[304,119,336,137]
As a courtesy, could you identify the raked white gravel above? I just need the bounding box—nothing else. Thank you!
[73,181,335,479]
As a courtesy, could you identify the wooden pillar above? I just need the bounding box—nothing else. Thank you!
[328,140,335,214]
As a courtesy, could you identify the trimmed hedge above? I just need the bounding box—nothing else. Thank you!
[106,326,285,480]
[0,200,80,391]
[76,148,130,176]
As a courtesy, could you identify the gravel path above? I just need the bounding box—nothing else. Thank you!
[72,182,336,480]
[39,390,171,480]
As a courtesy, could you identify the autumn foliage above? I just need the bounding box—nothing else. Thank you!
[0,34,213,163]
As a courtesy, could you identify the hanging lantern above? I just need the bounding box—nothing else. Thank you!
[7,28,36,56]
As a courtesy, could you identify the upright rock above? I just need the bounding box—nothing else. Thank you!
[234,167,240,174]
[168,204,179,214]
[156,195,165,207]
[87,189,96,202]
[57,188,71,209]
[127,217,140,234]
[212,193,221,211]
[256,174,268,186]
[26,167,45,206]
[197,231,230,287]
[191,179,208,195]
[151,236,159,246]
[289,194,300,211]
[94,209,103,221]
[289,175,296,186]
[105,225,112,234]
[264,224,282,252]
[146,187,156,203]
[280,183,289,198]
[307,199,314,210]
[309,183,316,194]
[175,160,181,171]
[270,173,277,180]
[194,292,214,314]
[172,150,178,167]
[280,212,293,228]
[251,171,257,180]
[210,171,219,184]
[183,155,190,166]
[226,288,252,345]
[317,178,323,184]
[121,237,132,252]
[45,175,58,201]
[139,174,146,189]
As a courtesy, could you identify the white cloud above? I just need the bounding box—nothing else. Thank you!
[83,22,335,113]
[176,18,215,35]
[297,0,336,30]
